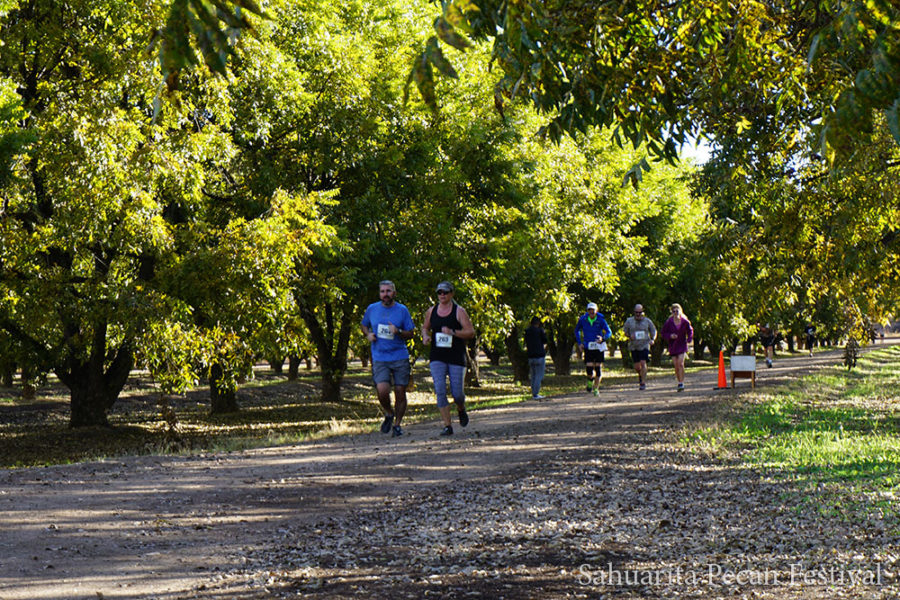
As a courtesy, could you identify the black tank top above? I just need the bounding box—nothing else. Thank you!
[428,303,467,366]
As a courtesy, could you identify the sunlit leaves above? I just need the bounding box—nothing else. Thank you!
[414,0,900,168]
[808,0,900,154]
[150,0,267,91]
[0,77,34,191]
[623,157,651,190]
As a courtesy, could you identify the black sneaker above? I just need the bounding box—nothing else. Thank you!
[380,414,394,434]
[440,425,453,436]
[391,425,403,437]
[458,409,469,428]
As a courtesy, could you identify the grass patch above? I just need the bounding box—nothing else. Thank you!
[682,346,900,525]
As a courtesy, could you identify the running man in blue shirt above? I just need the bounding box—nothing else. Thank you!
[574,302,613,396]
[361,280,416,437]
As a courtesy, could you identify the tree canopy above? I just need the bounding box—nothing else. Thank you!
[416,0,900,172]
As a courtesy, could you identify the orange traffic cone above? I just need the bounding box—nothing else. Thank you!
[717,350,728,389]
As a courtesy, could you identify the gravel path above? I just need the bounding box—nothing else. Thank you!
[1,346,897,599]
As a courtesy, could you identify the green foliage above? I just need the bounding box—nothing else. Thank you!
[814,1,900,153]
[0,78,35,192]
[418,0,900,166]
[151,0,268,93]
[0,0,334,421]
[694,114,900,339]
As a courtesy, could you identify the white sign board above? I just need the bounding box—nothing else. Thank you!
[730,356,756,372]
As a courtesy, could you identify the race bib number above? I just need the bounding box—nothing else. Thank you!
[588,342,601,350]
[635,330,647,340]
[377,323,394,339]
[435,332,453,348]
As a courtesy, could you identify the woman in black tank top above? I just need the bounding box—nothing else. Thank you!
[421,281,476,435]
[427,302,467,366]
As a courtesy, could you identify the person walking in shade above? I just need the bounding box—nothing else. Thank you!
[622,303,657,391]
[422,281,475,436]
[759,324,776,368]
[360,280,416,437]
[524,317,548,400]
[574,302,612,396]
[804,323,817,357]
[661,303,693,392]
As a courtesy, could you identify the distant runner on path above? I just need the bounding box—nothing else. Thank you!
[805,323,817,357]
[361,280,416,437]
[422,281,475,436]
[574,302,612,396]
[661,303,694,392]
[759,324,777,368]
[623,303,657,391]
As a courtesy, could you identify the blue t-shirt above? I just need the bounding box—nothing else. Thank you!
[361,302,416,362]
[575,312,612,347]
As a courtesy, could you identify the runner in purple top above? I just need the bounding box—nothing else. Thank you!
[661,303,693,392]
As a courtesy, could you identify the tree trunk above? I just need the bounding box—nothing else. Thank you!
[359,344,370,369]
[482,344,502,366]
[268,356,285,375]
[288,354,300,381]
[504,327,529,384]
[651,337,663,367]
[55,318,133,427]
[465,338,481,387]
[209,362,239,414]
[59,354,132,427]
[21,364,37,400]
[1,363,13,387]
[320,364,344,403]
[694,338,705,360]
[67,386,112,427]
[620,340,632,369]
[548,317,573,376]
[300,299,354,403]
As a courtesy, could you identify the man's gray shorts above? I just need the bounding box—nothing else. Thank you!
[372,359,411,387]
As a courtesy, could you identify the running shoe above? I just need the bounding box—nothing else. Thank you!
[392,425,403,437]
[380,414,394,434]
[458,409,469,427]
[593,389,600,397]
[677,383,684,392]
[440,425,453,436]
[639,382,646,391]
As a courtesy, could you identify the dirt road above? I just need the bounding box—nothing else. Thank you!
[1,347,897,599]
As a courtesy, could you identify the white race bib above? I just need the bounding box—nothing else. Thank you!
[435,332,453,348]
[377,323,394,340]
[588,342,600,350]
[634,330,647,340]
